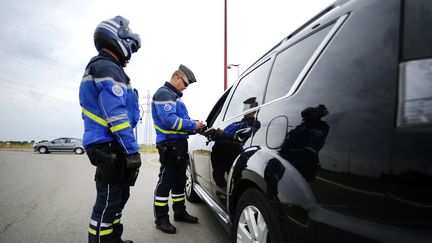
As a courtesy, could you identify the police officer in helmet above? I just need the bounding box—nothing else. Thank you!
[79,16,142,243]
[152,64,204,234]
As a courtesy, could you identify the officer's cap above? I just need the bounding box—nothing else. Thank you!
[179,64,197,84]
[243,97,258,111]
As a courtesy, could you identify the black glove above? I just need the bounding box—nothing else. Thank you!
[125,152,142,169]
[202,127,215,139]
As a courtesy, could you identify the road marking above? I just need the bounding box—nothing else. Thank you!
[146,156,160,167]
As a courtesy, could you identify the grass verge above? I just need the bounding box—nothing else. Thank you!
[0,144,157,153]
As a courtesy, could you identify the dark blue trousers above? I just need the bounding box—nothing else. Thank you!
[88,181,130,243]
[154,139,188,224]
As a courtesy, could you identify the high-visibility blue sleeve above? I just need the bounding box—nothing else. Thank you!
[95,72,139,154]
[153,92,196,133]
[126,88,140,128]
[153,104,195,132]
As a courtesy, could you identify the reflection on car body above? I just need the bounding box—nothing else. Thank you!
[209,97,260,192]
[279,104,329,182]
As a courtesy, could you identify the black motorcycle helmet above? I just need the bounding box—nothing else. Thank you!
[94,16,141,65]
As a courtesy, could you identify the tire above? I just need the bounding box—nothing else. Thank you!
[185,162,200,202]
[232,188,285,243]
[74,147,84,154]
[38,146,48,154]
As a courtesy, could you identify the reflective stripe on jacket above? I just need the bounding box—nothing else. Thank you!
[79,52,140,154]
[152,82,196,144]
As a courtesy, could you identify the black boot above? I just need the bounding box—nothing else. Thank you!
[174,212,199,223]
[116,240,133,243]
[156,220,176,234]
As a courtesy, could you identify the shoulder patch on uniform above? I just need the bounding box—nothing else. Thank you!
[164,104,172,111]
[112,84,124,97]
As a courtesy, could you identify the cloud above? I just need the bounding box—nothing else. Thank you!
[28,89,47,103]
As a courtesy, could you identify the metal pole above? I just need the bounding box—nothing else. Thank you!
[224,0,228,91]
[135,125,138,141]
[144,90,153,145]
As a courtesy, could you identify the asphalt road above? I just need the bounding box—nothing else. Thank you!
[0,151,230,243]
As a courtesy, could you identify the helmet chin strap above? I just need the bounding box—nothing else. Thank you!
[101,48,126,66]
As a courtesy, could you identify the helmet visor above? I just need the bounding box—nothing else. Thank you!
[129,34,141,53]
[118,26,141,53]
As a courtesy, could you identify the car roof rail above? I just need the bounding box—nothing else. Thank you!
[249,2,342,70]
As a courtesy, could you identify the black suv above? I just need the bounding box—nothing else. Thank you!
[186,0,432,242]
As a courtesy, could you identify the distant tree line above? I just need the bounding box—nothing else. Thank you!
[0,140,35,145]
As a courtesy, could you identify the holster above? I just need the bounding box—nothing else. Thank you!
[95,150,118,183]
[126,168,140,186]
[156,143,171,166]
[86,142,126,183]
[156,140,189,168]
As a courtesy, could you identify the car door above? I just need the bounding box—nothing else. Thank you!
[208,59,271,208]
[250,18,344,242]
[63,138,76,151]
[191,88,232,194]
[49,138,66,151]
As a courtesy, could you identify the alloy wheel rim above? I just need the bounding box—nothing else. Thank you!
[237,205,268,243]
[185,165,192,196]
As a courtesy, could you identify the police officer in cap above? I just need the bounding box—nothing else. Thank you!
[79,16,142,243]
[152,64,204,234]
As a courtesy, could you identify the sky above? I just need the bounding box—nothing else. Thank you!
[0,0,334,144]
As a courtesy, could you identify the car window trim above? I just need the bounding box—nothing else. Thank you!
[206,87,232,127]
[262,14,349,107]
[222,58,272,122]
[249,4,339,70]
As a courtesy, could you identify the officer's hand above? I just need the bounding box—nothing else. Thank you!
[195,120,205,133]
[125,152,141,169]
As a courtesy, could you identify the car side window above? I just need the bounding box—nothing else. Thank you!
[225,60,271,120]
[206,87,232,128]
[53,138,65,144]
[69,138,78,143]
[264,24,333,103]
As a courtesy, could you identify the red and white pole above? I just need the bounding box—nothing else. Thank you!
[224,0,228,91]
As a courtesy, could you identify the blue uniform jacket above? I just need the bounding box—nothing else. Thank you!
[152,82,196,144]
[79,52,140,154]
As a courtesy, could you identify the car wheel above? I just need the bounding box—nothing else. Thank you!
[185,162,200,202]
[74,147,84,154]
[232,188,285,243]
[38,147,48,154]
